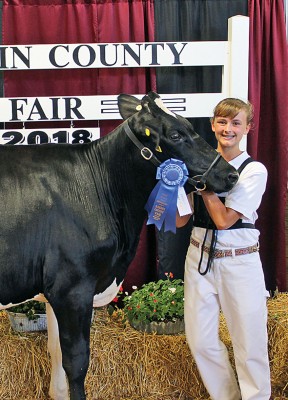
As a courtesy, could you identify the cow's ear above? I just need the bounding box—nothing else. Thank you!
[118,94,142,120]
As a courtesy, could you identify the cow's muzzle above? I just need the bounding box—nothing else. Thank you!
[187,153,222,191]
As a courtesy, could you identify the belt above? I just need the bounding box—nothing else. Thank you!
[190,238,259,259]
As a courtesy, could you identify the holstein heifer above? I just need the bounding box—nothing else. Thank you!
[0,92,238,400]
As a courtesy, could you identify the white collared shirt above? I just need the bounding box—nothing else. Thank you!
[192,152,268,248]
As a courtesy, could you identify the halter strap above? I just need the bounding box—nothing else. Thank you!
[188,153,222,191]
[124,121,221,192]
[123,122,161,167]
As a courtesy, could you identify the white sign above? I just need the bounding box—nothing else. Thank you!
[0,128,100,145]
[0,41,227,70]
[0,93,224,122]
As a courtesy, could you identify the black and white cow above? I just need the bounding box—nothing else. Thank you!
[0,92,238,400]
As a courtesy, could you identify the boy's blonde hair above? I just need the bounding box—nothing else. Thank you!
[212,98,254,125]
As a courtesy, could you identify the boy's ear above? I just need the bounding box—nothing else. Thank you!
[211,121,216,132]
[244,123,251,135]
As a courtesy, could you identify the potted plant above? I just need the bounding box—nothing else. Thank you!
[6,300,47,332]
[122,272,185,335]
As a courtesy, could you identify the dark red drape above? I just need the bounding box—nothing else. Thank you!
[3,0,287,292]
[2,0,157,291]
[248,0,288,291]
[3,0,156,134]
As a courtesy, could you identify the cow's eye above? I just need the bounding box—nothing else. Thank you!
[170,132,181,141]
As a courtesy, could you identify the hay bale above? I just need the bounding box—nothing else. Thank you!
[86,310,207,400]
[267,294,288,396]
[0,312,50,400]
[0,294,287,400]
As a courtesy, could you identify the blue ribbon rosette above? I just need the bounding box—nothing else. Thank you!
[145,158,188,233]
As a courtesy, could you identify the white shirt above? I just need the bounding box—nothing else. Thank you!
[192,152,268,248]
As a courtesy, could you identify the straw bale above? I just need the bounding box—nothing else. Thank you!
[0,294,287,400]
[0,312,50,400]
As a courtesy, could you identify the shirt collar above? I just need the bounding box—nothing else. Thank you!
[228,151,250,170]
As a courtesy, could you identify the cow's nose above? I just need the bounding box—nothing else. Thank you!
[228,172,239,185]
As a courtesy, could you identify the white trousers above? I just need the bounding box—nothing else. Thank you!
[184,242,271,400]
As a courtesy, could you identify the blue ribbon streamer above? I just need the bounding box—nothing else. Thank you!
[145,158,188,233]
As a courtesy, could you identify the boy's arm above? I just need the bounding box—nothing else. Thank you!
[201,191,242,230]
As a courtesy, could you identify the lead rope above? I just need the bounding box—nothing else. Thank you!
[198,226,218,275]
[197,157,255,275]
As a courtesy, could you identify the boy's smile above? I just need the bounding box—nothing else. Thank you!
[211,110,250,158]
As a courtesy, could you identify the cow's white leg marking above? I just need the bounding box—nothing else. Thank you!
[0,293,48,310]
[92,278,123,307]
[46,302,69,400]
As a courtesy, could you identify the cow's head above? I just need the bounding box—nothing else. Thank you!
[118,91,238,193]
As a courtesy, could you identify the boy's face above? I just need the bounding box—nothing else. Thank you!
[211,110,250,150]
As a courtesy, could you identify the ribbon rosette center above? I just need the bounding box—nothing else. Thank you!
[145,158,188,233]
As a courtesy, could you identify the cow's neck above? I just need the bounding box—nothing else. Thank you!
[88,126,157,230]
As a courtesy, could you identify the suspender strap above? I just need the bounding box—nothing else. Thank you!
[237,156,254,174]
[195,156,256,275]
[193,156,255,230]
[228,156,255,229]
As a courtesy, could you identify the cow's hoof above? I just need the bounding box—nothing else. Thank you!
[49,388,69,400]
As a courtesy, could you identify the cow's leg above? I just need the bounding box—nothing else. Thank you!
[46,302,69,400]
[50,294,94,400]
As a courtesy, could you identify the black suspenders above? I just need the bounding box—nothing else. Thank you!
[193,157,255,230]
[237,156,254,174]
[195,156,255,275]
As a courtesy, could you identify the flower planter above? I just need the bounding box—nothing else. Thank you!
[121,274,185,335]
[7,311,47,332]
[129,318,184,335]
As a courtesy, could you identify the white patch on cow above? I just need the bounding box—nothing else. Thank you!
[93,278,122,307]
[47,282,121,400]
[33,293,48,302]
[0,293,48,310]
[0,302,18,310]
[154,97,177,118]
[46,303,69,400]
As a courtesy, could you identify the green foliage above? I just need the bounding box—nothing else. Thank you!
[123,273,184,323]
[8,300,46,320]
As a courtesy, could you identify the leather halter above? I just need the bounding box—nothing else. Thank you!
[124,121,222,192]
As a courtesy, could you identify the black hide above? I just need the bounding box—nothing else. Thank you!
[0,92,237,400]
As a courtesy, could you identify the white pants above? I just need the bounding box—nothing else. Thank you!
[184,242,271,400]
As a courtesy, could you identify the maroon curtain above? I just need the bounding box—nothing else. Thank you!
[3,0,156,134]
[2,0,157,291]
[248,0,288,291]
